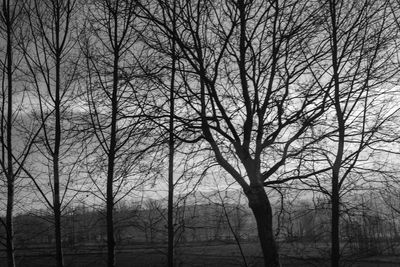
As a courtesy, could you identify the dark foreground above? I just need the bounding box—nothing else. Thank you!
[1,242,400,267]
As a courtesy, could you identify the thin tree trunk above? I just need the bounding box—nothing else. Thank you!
[53,159,63,267]
[54,58,63,267]
[106,146,116,267]
[106,156,116,267]
[167,92,174,267]
[5,0,15,264]
[106,39,119,267]
[329,1,344,266]
[168,1,176,266]
[245,186,280,267]
[54,7,64,265]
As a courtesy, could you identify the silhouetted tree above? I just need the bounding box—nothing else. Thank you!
[80,0,156,266]
[21,1,81,266]
[138,1,332,265]
[0,1,43,266]
[299,1,399,266]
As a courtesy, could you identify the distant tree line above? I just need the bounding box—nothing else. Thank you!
[3,192,400,262]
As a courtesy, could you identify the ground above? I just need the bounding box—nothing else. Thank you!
[1,242,400,266]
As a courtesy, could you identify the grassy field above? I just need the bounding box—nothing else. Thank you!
[1,242,400,266]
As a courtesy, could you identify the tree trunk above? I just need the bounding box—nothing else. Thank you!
[106,127,116,267]
[167,126,174,267]
[4,1,15,265]
[53,66,64,267]
[53,169,64,267]
[5,13,16,267]
[106,40,119,267]
[6,177,15,267]
[331,179,340,267]
[54,20,64,266]
[106,176,115,267]
[106,104,117,267]
[329,0,343,265]
[245,186,280,267]
[167,2,176,265]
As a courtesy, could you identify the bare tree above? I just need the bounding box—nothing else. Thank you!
[20,1,81,266]
[79,1,156,266]
[0,1,37,266]
[299,1,399,266]
[137,0,332,265]
[0,1,19,265]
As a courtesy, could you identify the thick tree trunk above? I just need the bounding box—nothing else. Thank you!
[331,175,340,267]
[245,186,280,267]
